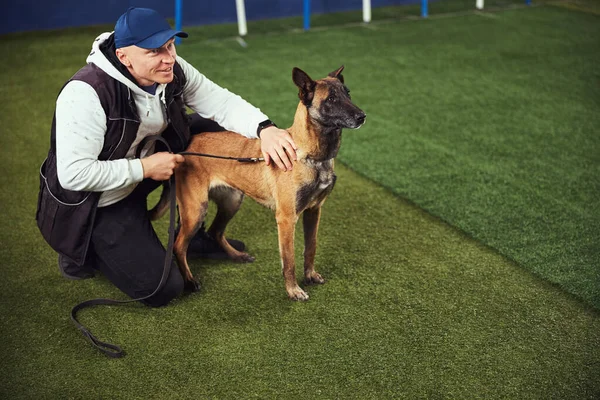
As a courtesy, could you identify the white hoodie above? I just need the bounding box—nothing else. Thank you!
[55,32,268,207]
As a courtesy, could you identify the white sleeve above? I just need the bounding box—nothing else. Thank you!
[55,80,144,192]
[177,56,268,138]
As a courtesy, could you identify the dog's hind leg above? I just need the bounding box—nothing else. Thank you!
[302,206,325,285]
[174,176,209,292]
[208,186,255,263]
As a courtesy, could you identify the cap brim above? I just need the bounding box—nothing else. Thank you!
[136,29,188,49]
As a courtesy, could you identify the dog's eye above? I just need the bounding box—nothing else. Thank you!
[328,95,336,102]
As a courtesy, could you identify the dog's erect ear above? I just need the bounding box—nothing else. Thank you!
[292,67,316,106]
[328,65,345,84]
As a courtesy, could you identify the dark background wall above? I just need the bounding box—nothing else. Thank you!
[1,0,410,35]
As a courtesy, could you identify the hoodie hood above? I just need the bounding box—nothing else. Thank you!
[86,32,166,98]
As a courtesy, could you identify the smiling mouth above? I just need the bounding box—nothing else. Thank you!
[158,67,173,73]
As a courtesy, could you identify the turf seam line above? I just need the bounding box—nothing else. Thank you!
[547,0,600,15]
[335,159,600,311]
[474,11,501,18]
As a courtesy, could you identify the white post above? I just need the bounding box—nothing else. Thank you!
[363,0,372,23]
[235,0,248,36]
[476,0,484,10]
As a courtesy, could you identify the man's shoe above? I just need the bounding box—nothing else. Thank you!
[58,254,95,280]
[176,226,246,259]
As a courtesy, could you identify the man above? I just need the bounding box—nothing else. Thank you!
[36,7,297,306]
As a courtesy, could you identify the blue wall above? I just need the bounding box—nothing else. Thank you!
[1,0,410,36]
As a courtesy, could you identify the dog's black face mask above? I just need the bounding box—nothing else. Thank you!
[318,79,366,129]
[293,66,366,130]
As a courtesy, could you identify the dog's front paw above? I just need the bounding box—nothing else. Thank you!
[287,285,309,301]
[184,278,201,292]
[304,271,325,285]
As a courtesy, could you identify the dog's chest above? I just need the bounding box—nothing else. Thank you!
[316,164,335,189]
[295,159,337,213]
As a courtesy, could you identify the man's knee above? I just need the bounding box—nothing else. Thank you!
[142,267,184,307]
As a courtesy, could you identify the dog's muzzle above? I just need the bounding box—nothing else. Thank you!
[350,111,366,129]
[355,112,366,126]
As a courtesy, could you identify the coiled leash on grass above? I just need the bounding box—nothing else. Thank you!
[70,134,263,358]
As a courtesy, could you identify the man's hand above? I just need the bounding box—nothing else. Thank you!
[259,126,297,171]
[140,152,185,181]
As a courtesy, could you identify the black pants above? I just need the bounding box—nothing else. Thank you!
[89,178,182,307]
[86,115,226,307]
[189,113,225,134]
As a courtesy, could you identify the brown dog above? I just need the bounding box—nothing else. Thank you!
[154,66,365,300]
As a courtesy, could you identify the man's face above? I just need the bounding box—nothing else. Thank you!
[116,38,177,86]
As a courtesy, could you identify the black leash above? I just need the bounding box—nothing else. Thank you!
[70,135,263,357]
[70,136,176,358]
[179,151,263,163]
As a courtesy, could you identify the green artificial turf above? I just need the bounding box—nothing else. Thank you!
[1,2,599,399]
[332,4,600,309]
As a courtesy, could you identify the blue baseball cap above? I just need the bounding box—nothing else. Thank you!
[114,7,188,49]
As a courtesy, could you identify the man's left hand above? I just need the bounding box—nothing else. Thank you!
[259,126,297,171]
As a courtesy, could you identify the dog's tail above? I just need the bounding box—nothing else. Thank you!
[149,182,171,221]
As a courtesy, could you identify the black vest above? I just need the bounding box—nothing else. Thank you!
[36,62,190,265]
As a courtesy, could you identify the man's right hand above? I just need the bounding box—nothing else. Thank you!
[140,152,185,181]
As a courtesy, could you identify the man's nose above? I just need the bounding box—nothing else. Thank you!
[163,50,176,64]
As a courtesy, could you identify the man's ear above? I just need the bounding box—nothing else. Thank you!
[115,48,131,67]
[292,67,316,106]
[327,65,345,84]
